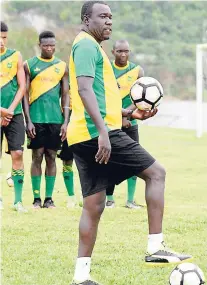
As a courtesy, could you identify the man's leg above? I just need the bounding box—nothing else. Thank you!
[11,150,27,212]
[43,149,57,208]
[138,161,191,263]
[74,190,106,283]
[63,159,76,208]
[31,148,44,208]
[105,185,115,208]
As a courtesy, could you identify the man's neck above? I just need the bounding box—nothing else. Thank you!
[81,28,101,44]
[114,60,128,68]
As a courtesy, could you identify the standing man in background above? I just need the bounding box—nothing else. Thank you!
[0,21,27,212]
[23,31,70,209]
[106,39,144,209]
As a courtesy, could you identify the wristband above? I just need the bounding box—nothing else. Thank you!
[63,106,70,109]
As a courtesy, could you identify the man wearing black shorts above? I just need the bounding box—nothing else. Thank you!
[106,39,145,209]
[23,31,69,208]
[0,21,27,212]
[67,2,191,284]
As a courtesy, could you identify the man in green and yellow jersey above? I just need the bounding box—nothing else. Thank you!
[68,2,191,284]
[23,31,70,209]
[106,39,144,209]
[0,21,27,213]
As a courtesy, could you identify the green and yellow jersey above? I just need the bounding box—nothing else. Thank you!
[112,61,140,126]
[67,31,122,145]
[0,48,22,115]
[26,56,66,124]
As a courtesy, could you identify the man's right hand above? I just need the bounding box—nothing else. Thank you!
[95,130,111,164]
[27,121,36,138]
[0,107,14,119]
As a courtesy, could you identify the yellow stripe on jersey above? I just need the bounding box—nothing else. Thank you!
[117,66,140,99]
[0,51,19,88]
[29,61,66,104]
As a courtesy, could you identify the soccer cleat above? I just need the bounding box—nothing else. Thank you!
[105,200,115,208]
[43,199,56,209]
[6,172,14,187]
[0,198,3,210]
[13,202,28,213]
[33,198,42,209]
[67,197,77,208]
[125,201,144,209]
[145,241,192,265]
[71,280,101,285]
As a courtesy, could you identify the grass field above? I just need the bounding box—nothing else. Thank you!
[1,125,207,285]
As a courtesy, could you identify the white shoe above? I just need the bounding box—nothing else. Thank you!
[67,196,76,208]
[0,199,3,210]
[13,202,28,213]
[105,200,115,208]
[6,172,14,187]
[125,201,143,209]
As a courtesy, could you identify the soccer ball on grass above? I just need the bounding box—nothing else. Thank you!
[169,263,205,285]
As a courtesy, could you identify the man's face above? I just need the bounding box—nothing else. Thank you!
[112,41,130,66]
[86,3,112,42]
[0,32,8,52]
[39,38,56,59]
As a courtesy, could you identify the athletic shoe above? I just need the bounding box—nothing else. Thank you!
[6,172,14,187]
[105,200,115,208]
[67,197,76,208]
[125,201,144,209]
[33,198,42,209]
[145,241,192,265]
[71,280,101,285]
[43,199,56,208]
[0,199,3,210]
[13,202,28,213]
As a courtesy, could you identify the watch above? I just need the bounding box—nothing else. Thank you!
[127,109,133,121]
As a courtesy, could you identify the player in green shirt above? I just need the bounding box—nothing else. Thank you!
[106,39,144,209]
[0,21,27,212]
[23,31,70,209]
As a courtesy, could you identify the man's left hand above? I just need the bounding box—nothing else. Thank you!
[60,123,68,142]
[131,108,158,120]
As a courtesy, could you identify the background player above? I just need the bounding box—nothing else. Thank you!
[0,21,27,212]
[106,39,144,209]
[23,31,70,209]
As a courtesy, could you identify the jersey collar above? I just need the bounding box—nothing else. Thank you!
[113,60,129,70]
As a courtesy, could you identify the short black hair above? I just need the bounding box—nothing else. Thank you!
[1,21,8,32]
[81,1,108,21]
[39,31,55,43]
[113,39,129,49]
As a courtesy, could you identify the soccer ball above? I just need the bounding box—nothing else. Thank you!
[130,76,163,110]
[169,263,205,285]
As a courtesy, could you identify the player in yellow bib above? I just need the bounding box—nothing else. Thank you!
[0,21,27,213]
[106,39,145,209]
[23,31,70,209]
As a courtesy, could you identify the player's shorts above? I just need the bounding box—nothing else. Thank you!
[1,114,25,153]
[57,140,73,161]
[122,124,139,143]
[27,123,62,150]
[71,129,155,198]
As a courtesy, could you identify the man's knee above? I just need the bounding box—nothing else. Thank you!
[11,150,23,161]
[83,192,106,218]
[32,149,44,165]
[140,161,166,182]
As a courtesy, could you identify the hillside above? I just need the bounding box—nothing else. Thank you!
[2,1,207,100]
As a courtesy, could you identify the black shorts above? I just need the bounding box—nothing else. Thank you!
[57,140,73,161]
[122,124,139,143]
[27,123,62,150]
[71,129,155,198]
[1,114,25,153]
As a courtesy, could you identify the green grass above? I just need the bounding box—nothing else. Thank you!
[1,126,207,285]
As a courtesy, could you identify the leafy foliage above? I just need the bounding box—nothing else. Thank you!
[3,1,207,99]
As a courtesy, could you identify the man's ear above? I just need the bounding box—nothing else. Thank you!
[83,15,89,26]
